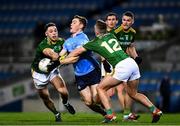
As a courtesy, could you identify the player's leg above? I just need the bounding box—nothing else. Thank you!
[32,70,61,122]
[103,75,116,108]
[102,62,115,98]
[116,84,125,112]
[126,57,162,123]
[98,58,132,117]
[50,72,75,115]
[122,83,140,121]
[126,79,162,123]
[97,76,121,122]
[89,84,107,116]
[116,83,134,121]
[38,88,61,122]
[77,83,106,116]
[75,68,106,116]
[106,87,115,98]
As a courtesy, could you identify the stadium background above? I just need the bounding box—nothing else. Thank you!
[0,0,179,114]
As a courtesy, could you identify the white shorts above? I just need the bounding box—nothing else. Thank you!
[32,68,63,89]
[112,57,140,82]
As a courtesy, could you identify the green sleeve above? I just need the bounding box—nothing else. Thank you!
[83,39,96,51]
[39,41,48,52]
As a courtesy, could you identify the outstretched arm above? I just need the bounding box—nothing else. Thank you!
[60,47,87,64]
[43,48,59,61]
[60,56,79,64]
[68,47,87,57]
[59,48,67,57]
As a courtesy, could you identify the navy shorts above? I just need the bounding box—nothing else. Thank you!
[75,68,101,91]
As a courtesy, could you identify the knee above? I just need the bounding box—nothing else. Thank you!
[57,87,68,95]
[83,99,93,106]
[96,85,102,92]
[127,91,136,99]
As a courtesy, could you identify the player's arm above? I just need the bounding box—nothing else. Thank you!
[126,43,138,59]
[60,56,79,64]
[101,56,111,73]
[126,43,142,65]
[59,48,68,62]
[68,47,87,57]
[59,47,86,64]
[59,48,67,57]
[44,48,79,72]
[43,48,59,61]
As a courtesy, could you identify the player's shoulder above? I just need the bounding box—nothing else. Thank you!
[79,32,89,41]
[38,38,47,46]
[85,37,97,44]
[56,37,65,46]
[58,37,65,42]
[114,25,123,33]
[129,27,136,34]
[114,26,136,34]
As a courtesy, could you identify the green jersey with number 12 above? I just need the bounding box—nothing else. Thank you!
[83,33,129,68]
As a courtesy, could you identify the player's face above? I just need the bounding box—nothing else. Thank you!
[70,18,83,33]
[106,15,118,30]
[122,15,134,30]
[45,26,58,42]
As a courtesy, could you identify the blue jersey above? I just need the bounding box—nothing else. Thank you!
[63,32,95,76]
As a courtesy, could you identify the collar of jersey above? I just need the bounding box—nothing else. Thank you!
[47,37,57,45]
[72,31,83,37]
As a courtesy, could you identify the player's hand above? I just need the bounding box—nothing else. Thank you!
[102,60,111,73]
[59,53,68,61]
[134,56,142,65]
[47,60,60,72]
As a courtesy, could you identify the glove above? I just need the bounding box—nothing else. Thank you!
[134,56,142,65]
[47,60,60,72]
[59,53,67,61]
[102,60,111,73]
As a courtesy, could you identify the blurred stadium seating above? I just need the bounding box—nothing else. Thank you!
[0,0,180,112]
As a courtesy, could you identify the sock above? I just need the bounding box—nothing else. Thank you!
[106,109,113,115]
[124,108,130,115]
[44,100,59,115]
[63,102,69,106]
[61,95,68,105]
[149,105,156,113]
[62,99,68,105]
[55,112,60,116]
[88,104,106,116]
[54,111,59,115]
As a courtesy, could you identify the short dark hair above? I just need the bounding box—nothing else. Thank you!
[105,12,118,21]
[44,22,56,31]
[95,19,107,34]
[122,11,134,20]
[74,15,87,30]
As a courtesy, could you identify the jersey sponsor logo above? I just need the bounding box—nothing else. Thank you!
[125,35,129,41]
[119,42,131,45]
[119,37,124,41]
[53,46,61,53]
[118,35,133,42]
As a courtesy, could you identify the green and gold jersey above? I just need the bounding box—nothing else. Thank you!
[31,37,64,73]
[112,25,136,51]
[83,33,129,68]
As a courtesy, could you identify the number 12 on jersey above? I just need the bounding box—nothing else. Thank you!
[101,38,122,53]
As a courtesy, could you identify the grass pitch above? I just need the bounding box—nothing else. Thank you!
[0,112,180,125]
